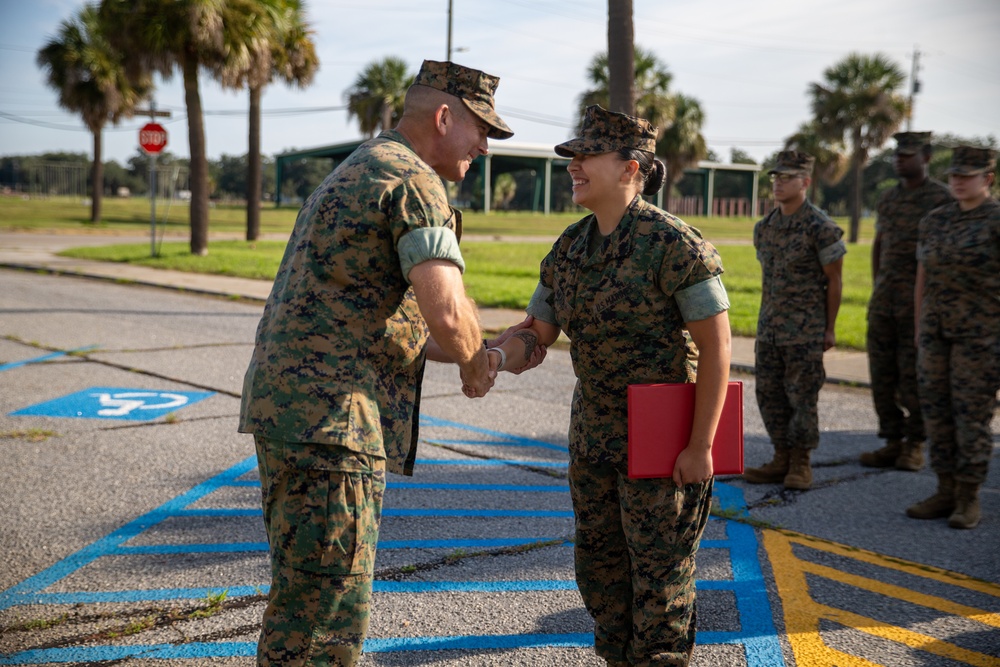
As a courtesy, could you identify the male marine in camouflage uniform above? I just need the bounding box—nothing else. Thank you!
[861,132,952,471]
[239,60,514,666]
[907,146,999,530]
[744,151,846,491]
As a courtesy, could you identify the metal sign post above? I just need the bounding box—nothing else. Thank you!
[135,103,171,257]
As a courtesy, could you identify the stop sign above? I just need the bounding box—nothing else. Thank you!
[139,122,168,154]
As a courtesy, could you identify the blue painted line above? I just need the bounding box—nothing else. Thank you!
[0,629,777,665]
[172,508,260,517]
[414,458,567,467]
[0,455,259,612]
[226,479,259,486]
[0,346,98,372]
[388,482,569,492]
[421,415,570,453]
[0,643,254,665]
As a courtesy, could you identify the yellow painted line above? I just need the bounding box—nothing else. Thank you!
[777,529,1000,597]
[798,560,1000,629]
[763,529,1000,667]
[818,603,1000,667]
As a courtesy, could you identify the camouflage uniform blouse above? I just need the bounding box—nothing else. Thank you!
[754,200,847,345]
[526,196,729,470]
[871,178,951,313]
[239,130,464,475]
[917,198,1000,339]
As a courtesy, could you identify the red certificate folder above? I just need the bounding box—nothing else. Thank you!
[627,381,744,479]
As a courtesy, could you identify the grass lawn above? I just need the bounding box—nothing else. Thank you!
[59,238,874,350]
[9,195,876,349]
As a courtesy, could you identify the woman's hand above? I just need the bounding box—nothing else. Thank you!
[672,445,713,487]
[488,315,548,375]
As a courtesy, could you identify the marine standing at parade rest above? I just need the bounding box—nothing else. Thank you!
[238,60,523,666]
[907,145,999,530]
[744,150,846,491]
[860,132,952,471]
[483,105,733,666]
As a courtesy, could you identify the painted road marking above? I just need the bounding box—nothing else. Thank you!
[1,420,781,666]
[764,529,1000,666]
[10,386,214,421]
[0,346,98,372]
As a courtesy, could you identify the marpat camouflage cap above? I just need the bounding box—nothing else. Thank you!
[893,131,932,155]
[554,105,657,158]
[413,60,513,140]
[768,150,815,177]
[945,145,997,175]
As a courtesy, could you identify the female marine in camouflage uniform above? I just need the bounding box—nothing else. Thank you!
[486,105,732,666]
[907,146,999,530]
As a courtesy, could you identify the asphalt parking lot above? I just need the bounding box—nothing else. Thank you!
[1,269,998,666]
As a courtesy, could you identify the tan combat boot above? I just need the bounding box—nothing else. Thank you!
[743,448,790,484]
[783,449,813,490]
[948,482,981,529]
[894,439,925,471]
[906,473,955,519]
[859,439,902,468]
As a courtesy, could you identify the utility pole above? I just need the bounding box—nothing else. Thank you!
[907,46,922,131]
[447,0,453,62]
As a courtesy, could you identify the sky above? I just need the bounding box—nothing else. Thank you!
[0,0,997,167]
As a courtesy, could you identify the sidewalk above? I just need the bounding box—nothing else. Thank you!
[0,231,871,386]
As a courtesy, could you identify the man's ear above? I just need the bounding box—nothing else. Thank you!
[433,104,451,136]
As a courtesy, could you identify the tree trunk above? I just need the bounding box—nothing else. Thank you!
[183,51,209,256]
[607,0,635,115]
[247,85,262,242]
[90,129,103,223]
[849,149,863,243]
[381,100,393,133]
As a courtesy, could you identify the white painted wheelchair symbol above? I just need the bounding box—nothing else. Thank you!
[90,391,190,417]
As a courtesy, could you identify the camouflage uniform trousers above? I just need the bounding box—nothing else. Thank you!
[916,333,1000,485]
[867,304,924,441]
[754,341,825,450]
[254,436,385,667]
[569,451,713,667]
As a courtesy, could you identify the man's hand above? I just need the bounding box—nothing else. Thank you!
[823,329,836,351]
[460,347,495,398]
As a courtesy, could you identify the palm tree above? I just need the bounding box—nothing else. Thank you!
[657,94,707,211]
[100,0,231,256]
[607,0,634,114]
[216,0,318,241]
[37,4,150,223]
[577,46,675,134]
[345,57,413,139]
[810,52,907,242]
[784,121,849,205]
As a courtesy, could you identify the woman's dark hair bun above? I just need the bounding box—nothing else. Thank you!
[643,159,667,196]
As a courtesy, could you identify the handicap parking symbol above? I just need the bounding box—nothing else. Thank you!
[11,386,215,421]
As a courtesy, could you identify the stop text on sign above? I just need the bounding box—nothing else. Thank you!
[139,123,168,154]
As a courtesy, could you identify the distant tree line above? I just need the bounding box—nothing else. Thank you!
[0,150,339,204]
